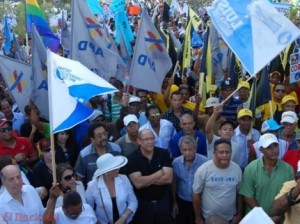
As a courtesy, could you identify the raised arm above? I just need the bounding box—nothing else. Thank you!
[205,105,222,143]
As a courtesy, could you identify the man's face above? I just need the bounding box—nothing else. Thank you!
[180,89,190,102]
[0,123,13,141]
[180,115,195,135]
[238,87,249,101]
[171,94,183,110]
[0,101,12,117]
[221,87,234,100]
[129,102,140,114]
[138,130,155,152]
[180,142,196,162]
[137,92,148,105]
[148,108,161,127]
[63,203,83,220]
[2,166,23,197]
[125,122,139,136]
[282,101,296,112]
[91,127,108,148]
[261,143,279,161]
[282,122,297,135]
[273,85,285,101]
[218,124,234,140]
[213,143,231,168]
[238,116,252,132]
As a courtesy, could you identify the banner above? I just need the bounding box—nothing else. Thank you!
[207,0,300,76]
[290,52,300,83]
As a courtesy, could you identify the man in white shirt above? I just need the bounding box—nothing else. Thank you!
[0,165,44,224]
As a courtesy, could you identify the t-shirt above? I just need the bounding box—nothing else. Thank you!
[0,137,35,158]
[193,160,242,221]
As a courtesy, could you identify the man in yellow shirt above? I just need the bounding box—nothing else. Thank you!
[272,161,300,224]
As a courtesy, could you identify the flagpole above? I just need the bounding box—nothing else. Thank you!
[220,75,254,105]
[198,72,204,95]
[171,61,179,78]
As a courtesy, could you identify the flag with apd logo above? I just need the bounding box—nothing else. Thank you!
[31,25,49,120]
[0,55,31,115]
[47,50,117,133]
[70,0,125,81]
[207,0,300,76]
[129,10,172,93]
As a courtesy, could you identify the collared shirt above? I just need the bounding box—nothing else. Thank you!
[232,126,261,169]
[127,147,173,201]
[75,142,121,185]
[139,119,176,150]
[162,107,193,132]
[278,130,298,150]
[115,134,139,158]
[11,112,25,135]
[239,158,294,216]
[173,154,208,202]
[275,180,300,224]
[171,130,207,158]
[54,204,97,224]
[219,97,242,121]
[0,137,35,158]
[0,185,44,224]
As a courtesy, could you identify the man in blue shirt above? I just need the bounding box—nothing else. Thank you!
[172,135,208,224]
[171,113,207,158]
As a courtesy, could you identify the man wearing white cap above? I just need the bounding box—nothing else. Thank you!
[272,161,300,224]
[278,111,298,149]
[240,133,294,221]
[252,118,288,159]
[116,114,140,157]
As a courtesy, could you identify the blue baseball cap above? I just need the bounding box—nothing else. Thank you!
[261,119,282,133]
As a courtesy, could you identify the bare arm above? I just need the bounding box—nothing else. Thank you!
[129,169,164,190]
[243,195,260,209]
[163,78,174,107]
[205,105,222,143]
[192,48,203,73]
[153,167,173,185]
[232,194,244,224]
[272,181,300,217]
[43,184,61,224]
[193,193,204,224]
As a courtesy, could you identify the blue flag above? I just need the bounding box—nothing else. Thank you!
[3,17,12,55]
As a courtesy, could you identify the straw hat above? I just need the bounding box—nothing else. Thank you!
[93,153,128,178]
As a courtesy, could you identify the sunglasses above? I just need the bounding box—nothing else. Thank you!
[274,89,285,93]
[0,126,12,133]
[64,172,76,181]
[42,148,51,153]
[150,113,160,119]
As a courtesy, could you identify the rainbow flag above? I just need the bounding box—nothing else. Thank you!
[25,0,60,52]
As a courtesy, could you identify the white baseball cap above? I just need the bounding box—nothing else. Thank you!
[281,111,298,124]
[123,114,138,126]
[258,133,279,148]
[205,97,220,108]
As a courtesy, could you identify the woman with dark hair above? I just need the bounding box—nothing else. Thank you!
[55,163,86,208]
[54,129,79,167]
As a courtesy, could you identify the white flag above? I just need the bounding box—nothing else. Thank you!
[129,10,172,93]
[207,0,300,76]
[70,0,125,81]
[0,55,31,115]
[47,50,117,133]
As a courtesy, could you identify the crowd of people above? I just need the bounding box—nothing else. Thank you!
[0,0,299,224]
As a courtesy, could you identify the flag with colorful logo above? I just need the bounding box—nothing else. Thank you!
[129,10,172,93]
[31,25,49,120]
[71,0,125,81]
[0,56,31,115]
[25,0,60,52]
[47,50,117,133]
[207,0,300,76]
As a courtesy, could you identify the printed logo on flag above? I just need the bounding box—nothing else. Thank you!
[145,31,164,52]
[85,17,103,38]
[8,70,28,93]
[290,52,300,84]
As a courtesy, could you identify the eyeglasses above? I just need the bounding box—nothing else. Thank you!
[149,113,160,119]
[0,126,12,133]
[63,172,76,181]
[42,148,51,153]
[64,205,85,219]
[140,137,155,142]
[274,89,285,93]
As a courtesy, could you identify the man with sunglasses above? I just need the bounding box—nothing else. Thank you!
[140,105,176,150]
[44,185,98,224]
[0,118,38,166]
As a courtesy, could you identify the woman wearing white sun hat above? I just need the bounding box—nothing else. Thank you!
[85,153,137,224]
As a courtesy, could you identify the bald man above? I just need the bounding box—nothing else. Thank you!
[0,165,44,223]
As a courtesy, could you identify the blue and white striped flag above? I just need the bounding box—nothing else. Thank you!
[207,0,300,76]
[47,50,117,133]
